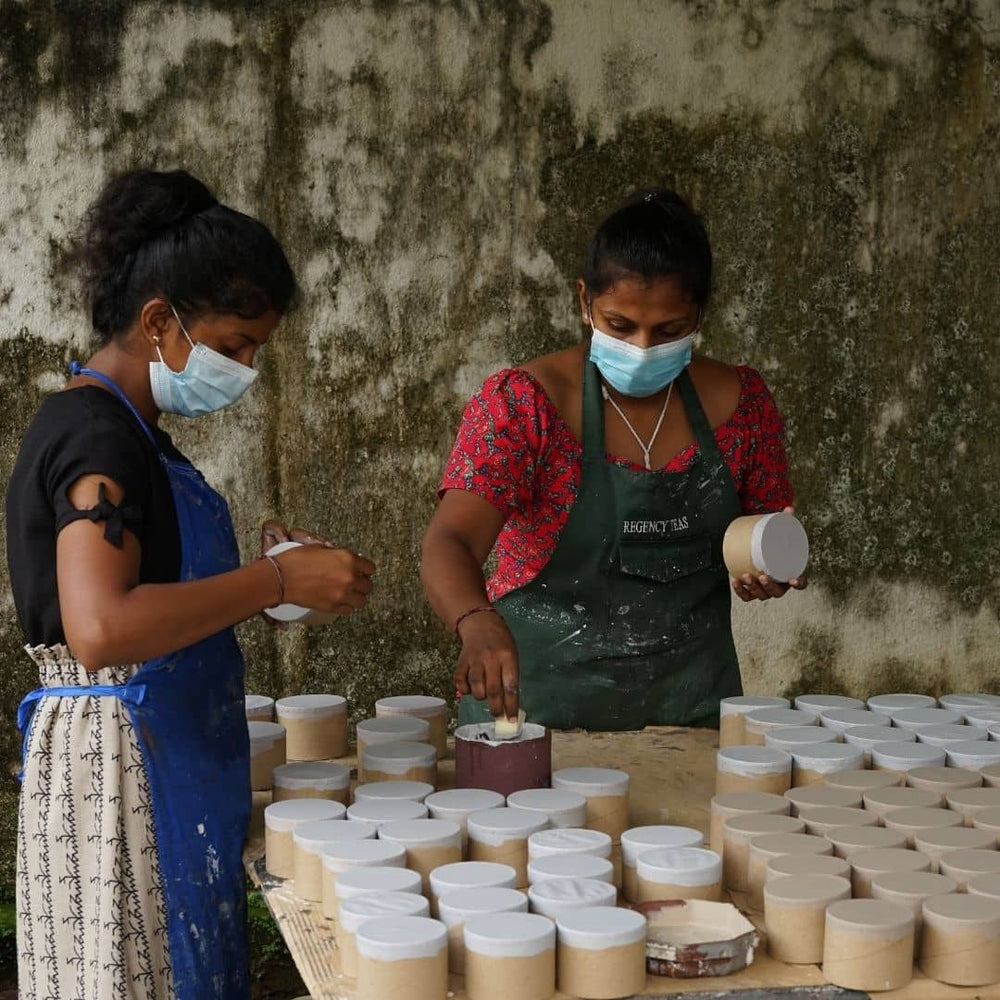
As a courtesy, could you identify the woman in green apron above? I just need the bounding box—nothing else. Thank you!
[422,189,806,731]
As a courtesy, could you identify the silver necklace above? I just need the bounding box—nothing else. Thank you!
[602,382,673,470]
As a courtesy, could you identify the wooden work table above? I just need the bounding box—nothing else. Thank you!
[244,727,997,1000]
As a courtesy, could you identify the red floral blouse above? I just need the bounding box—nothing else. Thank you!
[440,365,794,601]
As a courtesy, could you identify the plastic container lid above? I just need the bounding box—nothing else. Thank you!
[827,826,908,857]
[528,828,612,861]
[916,724,985,748]
[248,721,285,750]
[527,877,618,918]
[621,825,704,866]
[245,694,275,718]
[436,887,528,925]
[320,838,407,873]
[360,742,437,774]
[464,911,556,958]
[355,915,447,961]
[273,761,351,791]
[794,694,866,714]
[867,693,937,717]
[744,708,819,733]
[798,806,877,836]
[725,813,805,842]
[356,717,432,744]
[784,785,864,813]
[377,819,461,849]
[429,862,517,898]
[353,781,435,803]
[765,726,840,751]
[766,853,851,882]
[914,826,996,857]
[843,726,916,752]
[819,708,892,734]
[334,865,424,901]
[712,791,790,814]
[790,743,864,773]
[555,906,647,950]
[963,708,1000,730]
[939,849,1000,883]
[825,898,914,934]
[862,786,942,815]
[720,695,789,717]
[292,818,376,852]
[884,807,963,837]
[968,873,1000,901]
[265,799,345,833]
[906,766,982,793]
[275,694,346,718]
[849,847,931,878]
[746,512,809,581]
[764,873,851,907]
[945,787,1000,816]
[870,870,957,903]
[871,743,947,770]
[717,745,792,775]
[551,767,630,797]
[507,788,588,828]
[527,854,615,885]
[424,788,505,823]
[375,695,447,718]
[939,694,1000,712]
[921,893,1000,933]
[947,742,1000,770]
[892,707,964,731]
[984,763,1000,785]
[750,832,832,860]
[467,807,549,846]
[823,769,901,793]
[636,847,723,887]
[346,799,429,827]
[972,806,1000,833]
[340,891,430,935]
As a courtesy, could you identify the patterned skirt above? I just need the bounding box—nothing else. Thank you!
[17,644,176,999]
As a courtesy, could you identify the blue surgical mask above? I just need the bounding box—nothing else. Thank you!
[149,306,258,417]
[588,323,695,398]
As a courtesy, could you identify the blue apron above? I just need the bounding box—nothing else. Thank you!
[18,364,252,999]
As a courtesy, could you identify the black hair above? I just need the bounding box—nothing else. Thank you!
[582,189,712,307]
[78,169,298,342]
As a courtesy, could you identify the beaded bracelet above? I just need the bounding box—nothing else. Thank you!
[454,605,497,636]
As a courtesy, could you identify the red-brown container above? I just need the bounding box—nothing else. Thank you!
[455,723,551,797]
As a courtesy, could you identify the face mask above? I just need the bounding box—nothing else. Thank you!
[149,306,258,417]
[588,323,695,398]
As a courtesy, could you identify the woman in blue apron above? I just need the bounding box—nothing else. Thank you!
[6,169,375,999]
[422,189,806,729]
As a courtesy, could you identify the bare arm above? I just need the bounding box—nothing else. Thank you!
[420,490,520,719]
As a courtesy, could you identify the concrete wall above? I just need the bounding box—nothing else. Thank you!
[1,0,998,885]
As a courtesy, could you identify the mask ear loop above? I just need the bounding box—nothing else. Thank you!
[167,303,197,354]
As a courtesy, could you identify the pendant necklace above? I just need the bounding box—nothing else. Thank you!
[602,382,673,470]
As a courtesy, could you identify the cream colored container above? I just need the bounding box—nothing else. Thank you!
[355,915,447,1000]
[892,707,963,731]
[429,861,517,918]
[914,826,996,873]
[376,695,449,758]
[983,763,1000,788]
[555,906,647,999]
[764,726,839,754]
[822,899,914,992]
[716,746,792,795]
[507,788,588,829]
[723,813,804,891]
[906,765,982,801]
[872,742,946,774]
[249,721,286,790]
[275,694,347,761]
[916,723,985,749]
[377,819,462,892]
[709,792,788,854]
[969,872,1000,902]
[528,829,613,865]
[784,784,863,816]
[939,693,1000,713]
[635,847,722,903]
[824,769,902,794]
[790,743,864,787]
[972,806,1000,844]
[939,848,1000,891]
[437,886,528,975]
[862,785,942,821]
[870,870,957,958]
[245,694,275,721]
[264,799,346,879]
[361,741,437,787]
[356,719,432,780]
[467,807,549,887]
[795,694,865,714]
[528,876,618,918]
[867,693,937,718]
[743,709,819,746]
[848,847,931,898]
[719,695,789,748]
[551,768,630,841]
[464,912,556,1000]
[820,707,891,735]
[339,892,430,979]
[273,761,351,804]
[919,894,1000,986]
[528,854,614,886]
[620,825,703,902]
[319,839,407,920]
[353,780,435,804]
[946,741,1000,771]
[843,725,915,767]
[292,819,376,901]
[945,786,1000,825]
[798,806,877,838]
[425,788,504,854]
[766,852,851,884]
[884,806,963,848]
[827,825,908,859]
[747,832,832,910]
[764,874,851,964]
[962,707,1000,730]
[722,511,808,582]
[333,865,424,926]
[346,798,429,830]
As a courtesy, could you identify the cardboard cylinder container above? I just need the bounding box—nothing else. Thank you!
[527,877,618,919]
[437,886,528,975]
[719,696,789,748]
[746,832,832,910]
[273,761,351,804]
[905,765,982,801]
[555,907,648,999]
[339,892,431,980]
[463,912,556,1000]
[275,694,347,761]
[249,721,286,791]
[823,769,902,794]
[919,894,1000,986]
[783,784,863,817]
[743,710,819,747]
[620,825,703,902]
[635,847,722,903]
[245,694,275,721]
[319,839,407,921]
[551,768,630,841]
[870,870,958,959]
[466,807,549,888]
[355,915,448,1000]
[822,899,914,992]
[765,874,851,965]
[715,746,792,796]
[722,813,804,892]
[264,798,345,879]
[375,695,449,758]
[722,512,808,582]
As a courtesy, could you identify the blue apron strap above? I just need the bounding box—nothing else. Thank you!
[69,361,162,453]
[17,683,149,780]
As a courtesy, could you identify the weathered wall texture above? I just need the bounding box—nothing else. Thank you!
[1,0,999,884]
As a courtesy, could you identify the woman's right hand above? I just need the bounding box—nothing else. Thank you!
[273,544,376,616]
[455,612,520,720]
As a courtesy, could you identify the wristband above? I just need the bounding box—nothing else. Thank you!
[454,605,497,636]
[261,553,285,608]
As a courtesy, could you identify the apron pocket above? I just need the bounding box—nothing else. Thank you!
[618,534,712,584]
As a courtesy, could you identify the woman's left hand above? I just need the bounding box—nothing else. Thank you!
[731,506,809,603]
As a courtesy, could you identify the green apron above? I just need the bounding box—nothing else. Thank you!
[459,360,744,731]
